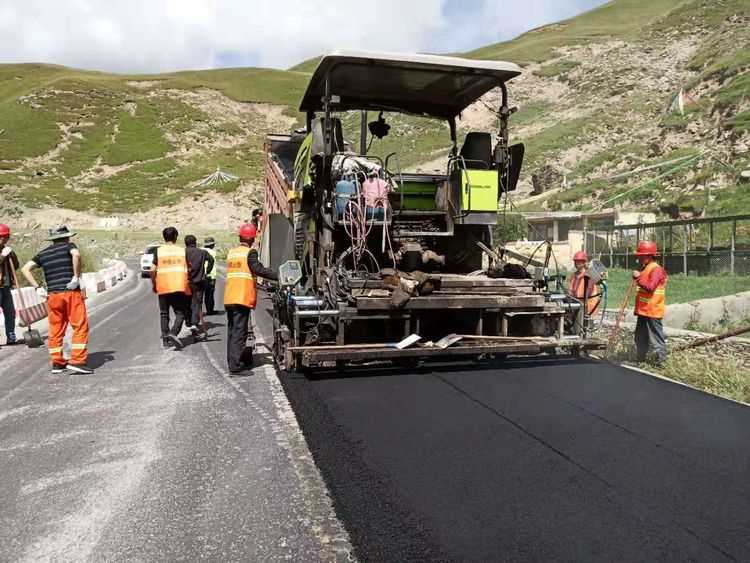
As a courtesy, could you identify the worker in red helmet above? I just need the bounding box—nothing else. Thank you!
[632,240,668,364]
[567,250,600,316]
[0,224,20,347]
[223,223,277,374]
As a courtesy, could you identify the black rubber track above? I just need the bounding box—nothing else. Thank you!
[279,356,750,562]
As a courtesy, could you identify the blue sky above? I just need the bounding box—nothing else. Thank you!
[0,0,609,73]
[429,0,608,53]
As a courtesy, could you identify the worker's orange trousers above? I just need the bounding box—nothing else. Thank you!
[47,290,89,365]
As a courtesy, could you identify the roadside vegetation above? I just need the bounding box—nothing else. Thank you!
[605,269,750,310]
[607,327,750,404]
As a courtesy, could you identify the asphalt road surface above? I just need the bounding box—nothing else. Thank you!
[3,262,750,562]
[0,264,350,562]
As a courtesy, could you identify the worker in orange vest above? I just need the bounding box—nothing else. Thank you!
[21,225,92,374]
[152,226,191,350]
[567,250,600,316]
[632,241,668,364]
[224,223,277,374]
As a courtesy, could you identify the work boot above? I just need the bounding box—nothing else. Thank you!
[5,338,19,346]
[68,364,94,375]
[51,363,67,374]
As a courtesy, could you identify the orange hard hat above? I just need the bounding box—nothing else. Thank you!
[0,224,9,237]
[239,223,257,239]
[636,240,657,256]
[573,250,588,262]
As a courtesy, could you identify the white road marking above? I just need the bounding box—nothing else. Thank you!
[256,349,354,560]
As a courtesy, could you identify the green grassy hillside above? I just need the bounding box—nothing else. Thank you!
[467,0,688,63]
[1,0,748,222]
[0,64,306,216]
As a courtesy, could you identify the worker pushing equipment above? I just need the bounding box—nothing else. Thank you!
[152,226,191,350]
[224,223,277,374]
[21,225,92,374]
[632,241,668,364]
[0,223,20,347]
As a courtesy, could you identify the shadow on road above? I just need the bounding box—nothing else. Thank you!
[298,355,594,381]
[88,350,116,369]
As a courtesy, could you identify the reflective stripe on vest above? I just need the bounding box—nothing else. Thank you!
[204,247,217,280]
[224,246,257,308]
[634,261,667,319]
[155,244,189,295]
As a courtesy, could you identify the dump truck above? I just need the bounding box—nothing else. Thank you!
[259,51,605,371]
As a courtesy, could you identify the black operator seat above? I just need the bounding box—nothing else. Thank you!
[459,132,493,169]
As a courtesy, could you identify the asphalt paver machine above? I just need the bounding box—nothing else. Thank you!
[261,51,605,371]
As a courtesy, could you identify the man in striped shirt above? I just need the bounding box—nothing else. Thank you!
[21,225,92,374]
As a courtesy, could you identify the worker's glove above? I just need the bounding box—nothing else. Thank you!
[0,246,11,257]
[65,276,80,290]
[36,287,48,300]
[632,270,640,280]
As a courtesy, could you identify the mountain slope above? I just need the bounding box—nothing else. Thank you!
[486,0,750,216]
[1,0,748,227]
[0,65,305,222]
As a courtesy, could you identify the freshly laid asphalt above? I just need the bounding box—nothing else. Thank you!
[274,334,750,561]
[2,259,750,562]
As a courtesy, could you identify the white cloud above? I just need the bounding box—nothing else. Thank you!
[0,0,603,73]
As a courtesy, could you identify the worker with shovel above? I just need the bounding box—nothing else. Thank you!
[0,223,20,347]
[632,241,668,365]
[224,223,277,374]
[21,225,92,374]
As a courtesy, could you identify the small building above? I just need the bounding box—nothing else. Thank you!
[508,209,656,269]
[522,209,656,242]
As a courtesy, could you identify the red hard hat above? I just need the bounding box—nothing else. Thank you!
[636,240,657,256]
[239,223,257,239]
[0,224,9,237]
[573,250,588,262]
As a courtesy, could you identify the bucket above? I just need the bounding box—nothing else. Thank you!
[335,179,357,219]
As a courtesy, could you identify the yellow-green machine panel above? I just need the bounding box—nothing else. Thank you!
[461,169,499,212]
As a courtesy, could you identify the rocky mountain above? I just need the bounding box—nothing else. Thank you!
[0,0,748,229]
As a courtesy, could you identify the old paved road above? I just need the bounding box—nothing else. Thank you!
[0,263,350,562]
[2,261,750,562]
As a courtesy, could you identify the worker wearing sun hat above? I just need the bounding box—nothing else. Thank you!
[21,225,92,374]
[223,223,277,374]
[632,240,668,364]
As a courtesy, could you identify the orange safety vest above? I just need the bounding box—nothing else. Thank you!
[568,270,600,315]
[155,244,189,295]
[634,261,667,319]
[224,246,257,308]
